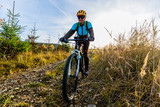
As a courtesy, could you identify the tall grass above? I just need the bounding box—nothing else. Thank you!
[90,20,160,106]
[0,50,70,76]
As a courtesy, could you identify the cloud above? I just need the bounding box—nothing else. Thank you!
[48,0,69,17]
[91,9,154,47]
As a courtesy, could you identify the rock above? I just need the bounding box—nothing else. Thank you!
[11,80,17,83]
[1,88,7,93]
[14,87,20,91]
[88,88,93,92]
[11,95,14,98]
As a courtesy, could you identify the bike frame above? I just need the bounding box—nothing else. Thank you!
[67,38,86,78]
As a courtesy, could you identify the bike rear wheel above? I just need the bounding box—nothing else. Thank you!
[62,53,79,103]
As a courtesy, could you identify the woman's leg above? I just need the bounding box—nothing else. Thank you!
[82,41,90,72]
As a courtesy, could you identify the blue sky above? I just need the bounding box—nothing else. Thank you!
[0,0,160,48]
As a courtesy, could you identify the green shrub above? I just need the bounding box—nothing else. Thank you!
[56,43,71,52]
[0,37,31,58]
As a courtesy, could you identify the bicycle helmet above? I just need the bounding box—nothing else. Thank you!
[77,10,86,17]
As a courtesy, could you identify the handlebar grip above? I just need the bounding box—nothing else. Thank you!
[64,39,68,43]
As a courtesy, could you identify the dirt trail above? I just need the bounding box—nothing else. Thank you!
[0,59,101,106]
[0,60,64,89]
[0,60,67,106]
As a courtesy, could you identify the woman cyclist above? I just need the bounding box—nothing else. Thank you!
[60,10,95,75]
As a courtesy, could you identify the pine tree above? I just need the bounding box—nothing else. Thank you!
[0,1,31,58]
[0,1,25,39]
[28,23,39,46]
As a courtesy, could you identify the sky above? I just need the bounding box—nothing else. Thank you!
[0,0,160,48]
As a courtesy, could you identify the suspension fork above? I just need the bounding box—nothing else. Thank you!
[68,49,81,77]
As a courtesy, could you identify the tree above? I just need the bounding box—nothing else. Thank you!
[28,23,39,46]
[0,1,31,58]
[0,1,25,39]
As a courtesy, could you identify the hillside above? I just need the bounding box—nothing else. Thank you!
[1,44,160,106]
[1,20,160,106]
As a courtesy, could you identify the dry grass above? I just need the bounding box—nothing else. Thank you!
[0,50,70,77]
[88,19,160,106]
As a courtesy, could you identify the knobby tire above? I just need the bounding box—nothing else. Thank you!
[62,53,78,103]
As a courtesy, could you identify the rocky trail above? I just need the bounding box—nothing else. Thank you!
[0,60,101,106]
[0,60,66,106]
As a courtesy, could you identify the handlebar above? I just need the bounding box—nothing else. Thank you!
[63,38,88,43]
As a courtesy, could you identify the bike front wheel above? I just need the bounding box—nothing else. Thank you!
[62,53,79,103]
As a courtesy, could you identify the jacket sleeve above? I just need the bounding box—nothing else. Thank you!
[64,30,75,39]
[88,27,95,41]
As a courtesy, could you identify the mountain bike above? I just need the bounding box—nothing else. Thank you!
[62,37,88,103]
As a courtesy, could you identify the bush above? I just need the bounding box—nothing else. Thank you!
[49,45,54,51]
[0,37,31,58]
[56,43,71,52]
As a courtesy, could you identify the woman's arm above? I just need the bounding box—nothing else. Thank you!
[64,30,75,39]
[88,27,95,41]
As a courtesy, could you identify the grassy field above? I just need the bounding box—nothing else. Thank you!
[1,20,160,106]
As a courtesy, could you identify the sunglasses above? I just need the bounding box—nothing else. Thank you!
[77,16,85,19]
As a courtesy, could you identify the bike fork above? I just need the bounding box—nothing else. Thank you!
[68,50,81,78]
[68,59,80,78]
[75,59,80,77]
